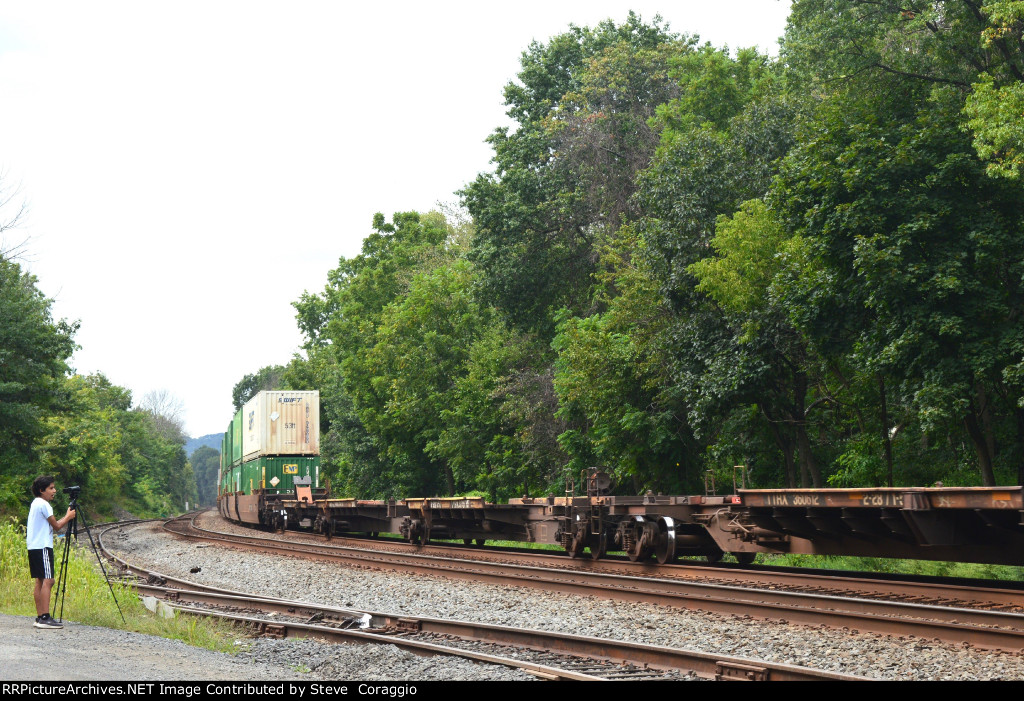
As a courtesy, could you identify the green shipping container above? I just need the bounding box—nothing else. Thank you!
[241,459,259,494]
[239,456,321,495]
[223,423,232,471]
[231,409,243,466]
[226,463,242,494]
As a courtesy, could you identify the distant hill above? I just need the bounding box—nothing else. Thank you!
[186,433,221,457]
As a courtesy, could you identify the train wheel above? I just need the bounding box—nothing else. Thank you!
[705,551,724,563]
[463,538,473,546]
[627,544,653,562]
[407,523,422,546]
[474,539,486,547]
[655,517,676,565]
[733,552,756,566]
[627,545,651,562]
[589,531,607,561]
[624,516,653,562]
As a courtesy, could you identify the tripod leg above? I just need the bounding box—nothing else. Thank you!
[52,516,75,622]
[76,509,126,624]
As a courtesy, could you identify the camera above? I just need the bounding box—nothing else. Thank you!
[63,485,81,496]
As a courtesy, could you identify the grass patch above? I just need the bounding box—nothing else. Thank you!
[364,531,567,552]
[0,519,241,652]
[433,537,565,552]
[753,551,1024,581]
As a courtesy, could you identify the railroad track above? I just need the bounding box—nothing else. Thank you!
[166,511,1024,651]
[97,518,869,682]
[194,508,1024,614]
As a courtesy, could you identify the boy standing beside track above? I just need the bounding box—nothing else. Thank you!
[26,476,75,629]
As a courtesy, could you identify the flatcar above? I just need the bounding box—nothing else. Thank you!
[217,392,1024,567]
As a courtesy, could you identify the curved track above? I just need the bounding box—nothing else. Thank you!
[252,523,1024,611]
[97,516,870,682]
[173,511,1024,652]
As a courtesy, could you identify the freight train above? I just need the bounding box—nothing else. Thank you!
[218,391,1024,567]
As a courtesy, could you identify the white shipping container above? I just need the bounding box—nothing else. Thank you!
[241,390,320,460]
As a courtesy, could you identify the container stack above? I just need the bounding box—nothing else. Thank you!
[220,390,320,496]
[219,407,243,496]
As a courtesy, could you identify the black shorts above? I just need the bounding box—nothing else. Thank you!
[28,548,55,580]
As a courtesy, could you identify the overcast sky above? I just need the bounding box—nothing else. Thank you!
[0,1,792,439]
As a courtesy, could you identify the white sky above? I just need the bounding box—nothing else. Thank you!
[0,1,792,439]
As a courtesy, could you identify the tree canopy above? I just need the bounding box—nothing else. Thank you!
[267,4,1024,498]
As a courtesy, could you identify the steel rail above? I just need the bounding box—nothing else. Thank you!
[168,515,1024,651]
[320,536,1024,610]
[157,606,608,682]
[133,583,868,681]
[94,521,596,681]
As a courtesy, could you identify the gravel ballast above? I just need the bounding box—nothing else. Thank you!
[102,514,1024,681]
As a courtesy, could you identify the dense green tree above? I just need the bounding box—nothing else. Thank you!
[121,407,194,514]
[310,212,450,354]
[232,365,287,410]
[0,256,78,512]
[964,0,1024,178]
[463,18,792,493]
[190,445,220,506]
[37,374,125,508]
[0,251,196,517]
[353,261,496,495]
[965,75,1024,178]
[433,322,555,500]
[292,212,452,496]
[272,9,1024,498]
[461,14,684,334]
[291,207,574,499]
[546,38,689,229]
[771,1,1024,486]
[29,374,196,518]
[784,1,1007,90]
[278,346,379,496]
[773,91,1024,485]
[554,226,696,493]
[687,200,828,487]
[615,72,797,487]
[785,1,1024,172]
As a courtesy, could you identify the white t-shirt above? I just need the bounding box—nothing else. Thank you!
[27,497,54,550]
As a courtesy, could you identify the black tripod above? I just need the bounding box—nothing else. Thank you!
[52,486,125,624]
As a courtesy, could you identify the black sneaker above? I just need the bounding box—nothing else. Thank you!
[34,614,62,629]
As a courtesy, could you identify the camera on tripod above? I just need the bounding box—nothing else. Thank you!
[62,485,81,506]
[52,483,124,624]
